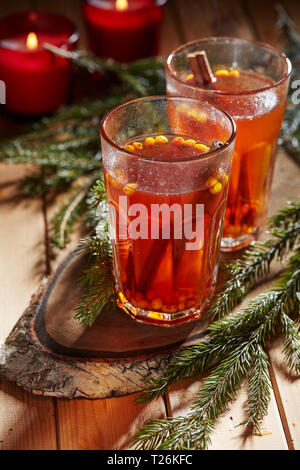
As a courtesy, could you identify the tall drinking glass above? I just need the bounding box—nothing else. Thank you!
[100,96,236,326]
[166,38,291,250]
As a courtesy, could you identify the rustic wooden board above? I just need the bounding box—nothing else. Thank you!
[0,247,212,399]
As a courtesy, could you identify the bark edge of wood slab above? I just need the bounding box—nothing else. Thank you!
[0,251,210,399]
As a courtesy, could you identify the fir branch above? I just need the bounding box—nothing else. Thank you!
[242,345,272,431]
[0,143,99,171]
[269,200,300,229]
[280,312,300,374]
[207,209,300,320]
[92,179,107,205]
[132,247,300,449]
[44,44,165,97]
[74,236,116,326]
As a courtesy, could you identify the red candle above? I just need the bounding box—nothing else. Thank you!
[83,0,166,62]
[0,12,78,115]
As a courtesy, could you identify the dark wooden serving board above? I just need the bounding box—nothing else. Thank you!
[0,249,211,399]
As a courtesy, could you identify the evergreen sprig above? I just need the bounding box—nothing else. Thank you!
[0,52,165,247]
[207,204,300,320]
[74,236,116,326]
[132,245,300,449]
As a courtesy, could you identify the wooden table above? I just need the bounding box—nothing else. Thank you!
[0,0,300,450]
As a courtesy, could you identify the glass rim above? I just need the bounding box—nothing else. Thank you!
[0,11,79,50]
[166,36,292,97]
[100,95,236,163]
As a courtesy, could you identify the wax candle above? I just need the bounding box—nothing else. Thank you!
[83,0,166,62]
[0,12,78,115]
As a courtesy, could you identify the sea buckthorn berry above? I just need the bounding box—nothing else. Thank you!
[132,141,143,150]
[216,171,229,183]
[163,305,178,313]
[146,290,156,301]
[205,177,218,188]
[123,182,138,196]
[183,139,196,147]
[105,172,110,181]
[171,137,185,147]
[210,182,223,195]
[178,294,187,302]
[110,177,122,190]
[155,135,168,144]
[152,298,163,310]
[144,137,155,147]
[135,292,144,301]
[229,69,240,78]
[186,73,194,82]
[135,300,148,309]
[194,143,210,152]
[215,69,230,77]
[124,144,135,152]
[178,302,186,311]
[186,299,197,308]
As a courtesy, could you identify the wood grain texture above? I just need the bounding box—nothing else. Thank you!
[0,165,57,449]
[0,378,56,450]
[57,393,166,450]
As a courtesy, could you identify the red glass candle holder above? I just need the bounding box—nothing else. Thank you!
[0,12,78,115]
[83,0,166,62]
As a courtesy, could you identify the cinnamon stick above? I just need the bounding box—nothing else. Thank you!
[188,50,215,86]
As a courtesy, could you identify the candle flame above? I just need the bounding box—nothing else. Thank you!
[115,0,128,11]
[26,32,38,50]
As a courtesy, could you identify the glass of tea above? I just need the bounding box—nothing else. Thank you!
[100,96,236,326]
[166,37,291,251]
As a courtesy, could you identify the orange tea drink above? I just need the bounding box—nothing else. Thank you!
[100,97,235,326]
[166,38,291,250]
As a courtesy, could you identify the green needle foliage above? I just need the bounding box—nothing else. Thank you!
[0,50,165,247]
[207,204,300,321]
[132,241,300,449]
[74,235,116,326]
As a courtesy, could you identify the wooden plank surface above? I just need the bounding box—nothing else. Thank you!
[0,0,299,450]
[0,165,57,450]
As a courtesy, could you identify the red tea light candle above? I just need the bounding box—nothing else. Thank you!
[0,12,78,115]
[83,0,166,62]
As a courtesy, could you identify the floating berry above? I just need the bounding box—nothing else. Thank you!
[209,181,223,194]
[152,298,163,310]
[124,144,135,152]
[144,137,155,147]
[183,139,196,147]
[133,141,143,150]
[194,143,210,152]
[155,135,168,144]
[123,182,138,196]
[171,137,185,147]
[215,69,230,77]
